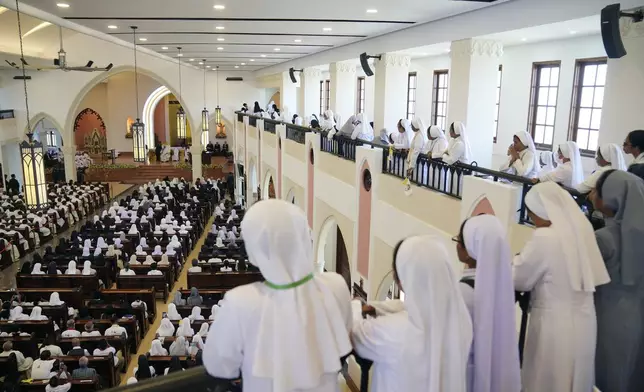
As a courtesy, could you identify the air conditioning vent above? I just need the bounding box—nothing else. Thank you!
[226,77,243,81]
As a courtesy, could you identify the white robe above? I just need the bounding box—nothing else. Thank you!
[538,161,573,188]
[513,227,597,392]
[203,273,352,392]
[499,149,539,179]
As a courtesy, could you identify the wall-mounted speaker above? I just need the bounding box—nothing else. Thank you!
[601,4,643,59]
[359,53,381,77]
[288,67,303,83]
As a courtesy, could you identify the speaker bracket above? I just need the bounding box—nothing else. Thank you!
[621,9,643,23]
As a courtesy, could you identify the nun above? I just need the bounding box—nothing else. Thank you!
[499,131,540,178]
[319,110,336,133]
[422,125,449,159]
[391,119,412,150]
[203,200,352,392]
[156,318,176,337]
[537,141,583,188]
[539,151,557,175]
[455,215,521,392]
[513,182,609,392]
[407,117,428,174]
[175,318,194,338]
[351,236,472,392]
[167,303,182,321]
[443,121,472,165]
[576,143,627,193]
[149,339,168,356]
[65,261,79,275]
[589,170,644,392]
[350,113,374,142]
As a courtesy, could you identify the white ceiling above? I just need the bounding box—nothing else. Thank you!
[396,15,602,59]
[16,0,500,71]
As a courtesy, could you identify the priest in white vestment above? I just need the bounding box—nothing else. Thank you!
[351,236,472,392]
[203,199,352,392]
[513,182,609,392]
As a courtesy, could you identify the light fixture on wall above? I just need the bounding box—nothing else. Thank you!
[130,26,146,163]
[15,0,47,207]
[176,47,187,141]
[201,59,209,150]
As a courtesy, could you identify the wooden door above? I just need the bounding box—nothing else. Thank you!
[335,227,351,290]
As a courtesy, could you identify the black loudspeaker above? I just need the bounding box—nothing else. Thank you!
[360,53,374,77]
[288,67,302,83]
[601,4,627,59]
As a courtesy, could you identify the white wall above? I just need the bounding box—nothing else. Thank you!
[33,117,63,148]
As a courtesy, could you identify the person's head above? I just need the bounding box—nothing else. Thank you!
[84,321,94,332]
[397,119,406,133]
[454,218,476,269]
[223,259,230,268]
[67,319,75,330]
[623,130,644,157]
[98,339,108,350]
[137,355,152,379]
[10,174,15,179]
[111,314,119,325]
[512,135,526,152]
[191,259,198,267]
[194,349,203,366]
[3,341,12,352]
[150,262,157,271]
[79,356,89,368]
[595,147,610,167]
[49,376,60,388]
[190,287,198,297]
[524,185,554,228]
[253,101,261,112]
[557,146,569,163]
[71,337,80,347]
[6,352,18,374]
[168,356,182,373]
[40,350,51,360]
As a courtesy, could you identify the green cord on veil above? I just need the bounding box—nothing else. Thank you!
[264,273,314,290]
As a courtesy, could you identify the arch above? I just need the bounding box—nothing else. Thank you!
[357,160,372,277]
[25,112,65,137]
[285,187,296,205]
[263,173,275,199]
[248,157,258,201]
[64,65,197,152]
[374,270,404,301]
[316,216,351,289]
[73,108,106,152]
[142,86,171,148]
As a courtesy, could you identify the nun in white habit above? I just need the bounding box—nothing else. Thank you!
[537,141,583,188]
[156,318,176,337]
[407,117,428,173]
[539,151,556,175]
[443,121,472,165]
[499,131,540,179]
[391,119,412,150]
[422,125,449,159]
[576,143,627,193]
[456,215,521,392]
[350,113,374,142]
[351,235,472,392]
[203,199,352,392]
[513,182,610,392]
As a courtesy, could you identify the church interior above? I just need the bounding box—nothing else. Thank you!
[0,0,643,391]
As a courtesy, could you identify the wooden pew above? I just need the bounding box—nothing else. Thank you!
[146,355,191,376]
[99,288,156,322]
[187,272,262,290]
[178,289,226,304]
[0,320,54,339]
[0,288,84,309]
[116,275,168,301]
[58,335,130,369]
[0,355,117,387]
[19,379,99,392]
[17,304,68,327]
[87,305,148,339]
[0,334,39,358]
[74,318,139,352]
[16,274,99,295]
[129,264,176,288]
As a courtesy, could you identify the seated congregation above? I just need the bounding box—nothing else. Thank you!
[0,176,227,391]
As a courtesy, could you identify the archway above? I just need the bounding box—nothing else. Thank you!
[249,158,258,202]
[375,271,405,301]
[263,173,275,199]
[73,108,105,154]
[285,187,296,205]
[316,217,350,289]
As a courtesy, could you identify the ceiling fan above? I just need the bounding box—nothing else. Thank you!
[5,26,113,73]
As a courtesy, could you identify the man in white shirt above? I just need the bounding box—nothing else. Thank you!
[104,315,127,338]
[31,350,56,379]
[188,259,202,273]
[61,320,81,338]
[147,263,164,276]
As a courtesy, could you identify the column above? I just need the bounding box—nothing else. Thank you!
[329,61,357,123]
[373,54,411,135]
[447,39,503,168]
[62,144,77,183]
[599,18,644,150]
[190,143,203,181]
[280,72,298,118]
[299,68,322,118]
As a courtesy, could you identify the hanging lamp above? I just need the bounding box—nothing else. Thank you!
[176,47,187,141]
[215,65,222,130]
[201,59,209,150]
[15,0,47,208]
[130,26,146,163]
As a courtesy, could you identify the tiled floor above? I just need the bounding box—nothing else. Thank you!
[0,182,134,289]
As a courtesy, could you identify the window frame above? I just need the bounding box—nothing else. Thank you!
[319,80,324,116]
[325,79,330,113]
[567,57,608,156]
[46,130,57,147]
[527,61,561,151]
[494,65,503,144]
[431,70,449,131]
[356,76,365,114]
[406,72,417,120]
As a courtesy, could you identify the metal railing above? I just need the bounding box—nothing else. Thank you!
[236,112,244,122]
[0,110,15,119]
[248,116,257,127]
[263,119,278,134]
[285,124,309,144]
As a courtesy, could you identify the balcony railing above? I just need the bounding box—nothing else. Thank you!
[248,116,258,127]
[285,124,308,144]
[263,119,278,134]
[236,112,244,122]
[0,110,15,120]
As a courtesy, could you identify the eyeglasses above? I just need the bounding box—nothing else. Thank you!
[451,235,462,245]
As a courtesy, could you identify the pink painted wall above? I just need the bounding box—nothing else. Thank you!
[153,98,167,144]
[74,109,106,148]
[307,147,314,228]
[277,138,282,198]
[357,162,372,277]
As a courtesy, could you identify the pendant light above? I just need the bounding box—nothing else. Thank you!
[176,47,187,141]
[215,65,222,129]
[16,0,47,207]
[130,26,146,163]
[201,59,209,150]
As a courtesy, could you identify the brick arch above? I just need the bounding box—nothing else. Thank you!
[74,108,106,149]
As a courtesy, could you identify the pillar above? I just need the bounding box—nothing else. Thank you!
[190,143,202,181]
[281,72,298,118]
[373,54,411,135]
[599,17,644,155]
[299,68,322,118]
[329,61,357,123]
[62,144,77,183]
[447,39,503,168]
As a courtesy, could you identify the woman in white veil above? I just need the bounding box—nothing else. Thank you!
[443,121,472,165]
[351,113,374,142]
